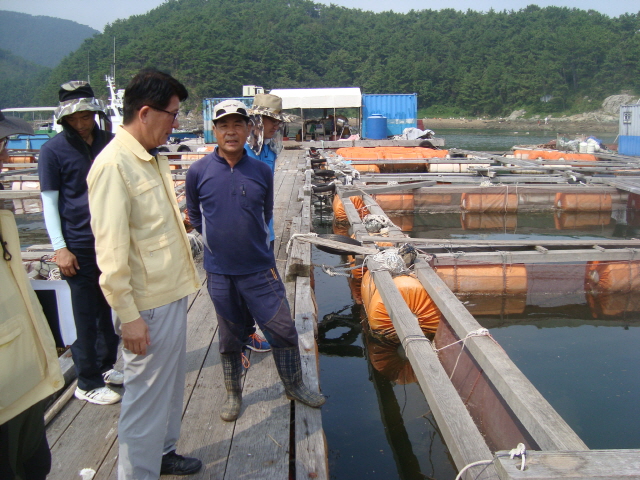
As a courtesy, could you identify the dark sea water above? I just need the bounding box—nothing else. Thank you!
[313,130,640,479]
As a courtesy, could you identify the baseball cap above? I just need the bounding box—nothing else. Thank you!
[213,100,250,123]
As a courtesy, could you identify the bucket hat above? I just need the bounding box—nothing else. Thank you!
[0,111,34,139]
[213,99,250,123]
[248,94,295,122]
[54,81,106,123]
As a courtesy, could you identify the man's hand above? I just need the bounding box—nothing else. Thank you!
[55,247,80,277]
[121,317,151,355]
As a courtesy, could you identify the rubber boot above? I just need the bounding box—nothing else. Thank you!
[272,346,326,407]
[220,352,243,421]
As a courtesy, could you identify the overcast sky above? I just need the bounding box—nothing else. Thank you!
[0,0,637,31]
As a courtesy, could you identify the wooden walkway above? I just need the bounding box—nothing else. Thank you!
[45,148,327,480]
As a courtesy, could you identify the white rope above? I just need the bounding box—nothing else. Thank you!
[453,443,526,479]
[509,443,527,471]
[433,328,491,380]
[363,248,408,275]
[454,459,495,480]
[286,232,318,254]
[48,268,61,281]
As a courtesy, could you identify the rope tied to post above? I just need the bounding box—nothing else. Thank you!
[286,232,319,254]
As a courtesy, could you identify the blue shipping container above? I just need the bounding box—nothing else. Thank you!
[202,97,254,143]
[362,94,417,138]
[619,136,640,157]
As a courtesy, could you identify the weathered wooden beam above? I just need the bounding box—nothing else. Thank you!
[494,449,640,480]
[413,258,588,452]
[429,248,640,265]
[367,259,498,479]
[359,236,640,248]
[341,181,436,195]
[0,190,41,199]
[291,235,377,255]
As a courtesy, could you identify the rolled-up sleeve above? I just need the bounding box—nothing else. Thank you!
[87,163,139,323]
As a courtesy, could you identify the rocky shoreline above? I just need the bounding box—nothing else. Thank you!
[423,117,618,134]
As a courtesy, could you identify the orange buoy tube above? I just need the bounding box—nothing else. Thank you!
[361,271,441,340]
[586,261,640,293]
[373,194,415,211]
[555,192,612,211]
[353,164,380,173]
[586,261,640,317]
[513,149,597,161]
[461,192,518,212]
[435,264,527,294]
[333,195,369,222]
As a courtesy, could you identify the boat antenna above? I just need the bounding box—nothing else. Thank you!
[87,50,90,84]
[112,36,116,86]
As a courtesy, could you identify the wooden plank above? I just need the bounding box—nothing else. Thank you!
[494,449,640,480]
[429,248,640,265]
[224,351,291,480]
[413,258,588,451]
[367,259,498,479]
[359,236,640,248]
[294,276,328,480]
[0,190,41,199]
[48,399,120,478]
[291,234,377,256]
[341,181,436,195]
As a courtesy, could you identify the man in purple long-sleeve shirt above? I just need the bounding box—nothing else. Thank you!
[185,100,325,422]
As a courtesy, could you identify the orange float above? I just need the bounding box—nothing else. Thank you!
[555,192,612,211]
[361,271,441,340]
[586,261,640,317]
[513,149,597,161]
[461,192,518,212]
[332,195,368,222]
[373,194,415,211]
[435,264,527,295]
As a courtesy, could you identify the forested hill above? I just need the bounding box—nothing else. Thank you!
[37,0,640,116]
[0,11,98,68]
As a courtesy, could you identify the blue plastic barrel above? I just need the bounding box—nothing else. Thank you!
[367,114,387,140]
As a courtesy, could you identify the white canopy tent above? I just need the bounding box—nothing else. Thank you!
[268,88,362,140]
[268,87,361,109]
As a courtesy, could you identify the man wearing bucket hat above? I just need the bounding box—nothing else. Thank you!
[38,81,122,406]
[186,99,325,423]
[239,93,294,354]
[1,113,64,480]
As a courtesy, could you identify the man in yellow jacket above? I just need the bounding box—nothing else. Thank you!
[0,112,64,480]
[87,69,202,479]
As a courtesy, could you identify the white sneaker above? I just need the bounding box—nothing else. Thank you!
[102,369,124,386]
[75,386,122,405]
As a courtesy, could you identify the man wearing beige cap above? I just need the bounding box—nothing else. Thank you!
[241,93,295,354]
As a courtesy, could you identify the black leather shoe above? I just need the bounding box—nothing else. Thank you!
[160,451,202,476]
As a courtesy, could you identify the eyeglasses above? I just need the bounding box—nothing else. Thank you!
[0,137,7,154]
[147,105,179,122]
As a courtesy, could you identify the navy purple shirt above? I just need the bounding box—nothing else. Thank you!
[185,147,275,275]
[38,125,114,249]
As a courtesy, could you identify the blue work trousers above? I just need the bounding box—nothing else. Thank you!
[62,247,119,391]
[207,268,298,354]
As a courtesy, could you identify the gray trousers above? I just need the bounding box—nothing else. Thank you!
[117,297,188,480]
